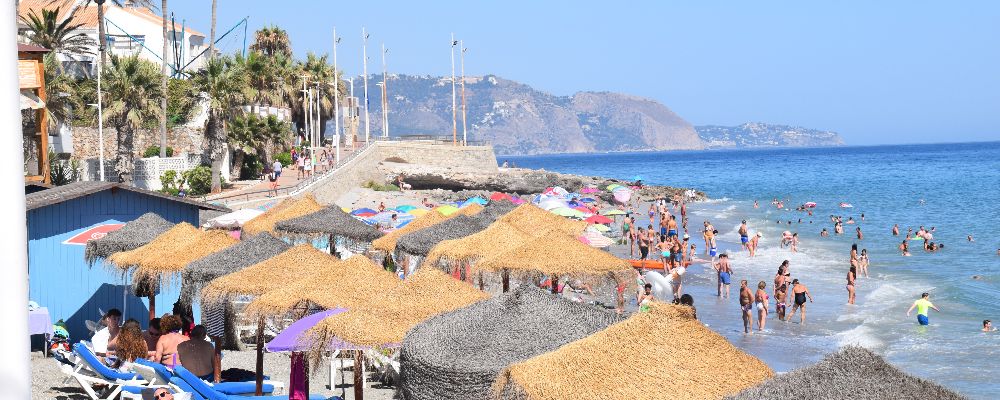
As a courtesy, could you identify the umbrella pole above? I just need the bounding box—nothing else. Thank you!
[255,317,264,396]
[551,276,559,294]
[353,350,364,400]
[211,336,222,383]
[148,294,156,322]
[502,269,509,293]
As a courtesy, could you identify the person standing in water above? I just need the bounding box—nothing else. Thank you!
[893,224,900,236]
[755,281,769,331]
[900,240,911,256]
[748,232,762,258]
[740,280,754,334]
[739,220,750,252]
[859,249,870,277]
[850,243,859,268]
[713,253,732,298]
[774,264,790,321]
[785,279,813,323]
[667,215,679,239]
[846,266,857,305]
[906,292,940,326]
[856,226,864,240]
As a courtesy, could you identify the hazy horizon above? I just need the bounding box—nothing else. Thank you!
[164,1,1000,146]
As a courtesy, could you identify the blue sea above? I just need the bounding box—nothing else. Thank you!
[508,142,1000,398]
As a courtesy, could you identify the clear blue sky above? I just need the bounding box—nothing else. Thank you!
[167,1,1000,145]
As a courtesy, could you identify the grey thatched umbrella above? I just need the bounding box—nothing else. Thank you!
[399,285,623,400]
[275,206,383,244]
[727,346,964,400]
[180,233,292,305]
[395,200,518,257]
[84,212,174,266]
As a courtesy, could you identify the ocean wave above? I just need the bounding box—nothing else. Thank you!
[836,325,883,349]
[699,197,732,204]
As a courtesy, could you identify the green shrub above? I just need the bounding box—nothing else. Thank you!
[362,180,400,192]
[275,152,292,167]
[143,146,175,158]
[240,153,264,180]
[159,170,180,193]
[182,165,213,196]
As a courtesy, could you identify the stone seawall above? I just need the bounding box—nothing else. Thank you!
[71,125,207,160]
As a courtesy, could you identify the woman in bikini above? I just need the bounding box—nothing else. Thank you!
[154,315,189,367]
[785,279,814,323]
[850,243,859,268]
[859,248,870,277]
[846,265,857,305]
[755,281,769,331]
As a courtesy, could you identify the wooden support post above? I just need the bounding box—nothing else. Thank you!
[148,294,156,322]
[502,269,510,293]
[551,276,559,294]
[211,336,222,383]
[255,317,265,396]
[353,350,364,400]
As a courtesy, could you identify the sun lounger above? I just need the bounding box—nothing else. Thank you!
[132,358,283,396]
[173,366,329,400]
[61,343,147,400]
[328,349,365,393]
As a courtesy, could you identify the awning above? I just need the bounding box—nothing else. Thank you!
[20,90,44,110]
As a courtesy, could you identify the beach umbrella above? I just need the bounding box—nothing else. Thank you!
[606,184,622,191]
[243,196,323,236]
[804,202,817,208]
[266,309,348,353]
[463,197,488,206]
[585,215,613,225]
[407,208,430,217]
[435,205,460,216]
[395,205,417,213]
[600,208,626,216]
[580,187,599,194]
[538,199,566,211]
[581,230,613,247]
[613,189,632,203]
[341,207,352,213]
[489,192,512,202]
[590,224,611,233]
[276,206,384,249]
[550,207,586,219]
[351,208,378,217]
[203,209,264,229]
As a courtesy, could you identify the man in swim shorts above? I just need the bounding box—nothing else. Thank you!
[740,280,753,334]
[906,292,940,326]
[667,215,678,238]
[739,220,749,251]
[713,253,732,298]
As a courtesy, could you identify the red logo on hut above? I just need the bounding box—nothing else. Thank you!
[63,224,125,245]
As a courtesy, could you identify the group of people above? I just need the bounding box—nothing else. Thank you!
[723,257,814,334]
[894,225,945,256]
[90,304,217,380]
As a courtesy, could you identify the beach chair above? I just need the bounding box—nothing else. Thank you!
[328,349,366,393]
[365,349,400,383]
[132,358,283,396]
[173,365,333,400]
[60,343,147,400]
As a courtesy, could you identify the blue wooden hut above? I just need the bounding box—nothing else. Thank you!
[25,182,228,340]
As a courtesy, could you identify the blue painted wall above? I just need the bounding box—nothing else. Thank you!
[27,188,202,341]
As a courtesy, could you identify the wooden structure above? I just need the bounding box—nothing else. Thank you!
[18,43,50,183]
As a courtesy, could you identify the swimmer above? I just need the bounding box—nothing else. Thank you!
[846,265,857,305]
[784,279,813,323]
[753,200,759,209]
[967,235,974,242]
[900,240,911,256]
[820,228,829,237]
[740,280,754,334]
[850,243,859,267]
[856,226,863,240]
[984,320,997,332]
[713,253,732,298]
[861,213,865,221]
[846,217,855,225]
[755,281,769,331]
[906,292,940,326]
[893,224,899,236]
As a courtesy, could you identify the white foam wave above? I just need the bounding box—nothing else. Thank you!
[836,325,883,349]
[699,197,732,204]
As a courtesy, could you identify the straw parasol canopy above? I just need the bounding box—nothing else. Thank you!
[726,346,963,400]
[241,195,323,236]
[85,213,174,266]
[395,201,517,257]
[109,225,237,285]
[399,285,623,400]
[180,233,292,304]
[496,203,587,236]
[274,205,384,243]
[424,222,535,265]
[243,255,400,318]
[371,211,448,253]
[306,267,490,349]
[475,233,631,282]
[494,302,774,400]
[201,244,340,304]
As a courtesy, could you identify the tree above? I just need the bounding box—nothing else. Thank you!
[249,25,292,58]
[42,53,80,131]
[101,55,164,183]
[191,55,249,193]
[19,7,96,61]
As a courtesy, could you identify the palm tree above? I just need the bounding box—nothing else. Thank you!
[19,7,96,61]
[191,55,250,193]
[101,55,164,182]
[226,113,261,181]
[42,53,79,131]
[249,26,292,58]
[208,0,216,59]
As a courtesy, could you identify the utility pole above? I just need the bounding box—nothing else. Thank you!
[96,59,105,182]
[348,76,355,148]
[362,27,370,144]
[333,28,340,163]
[300,77,309,149]
[460,41,468,146]
[450,33,457,146]
[381,43,389,138]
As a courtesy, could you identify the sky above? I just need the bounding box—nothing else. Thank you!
[166,0,1000,145]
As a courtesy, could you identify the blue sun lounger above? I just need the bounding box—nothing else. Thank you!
[173,365,336,400]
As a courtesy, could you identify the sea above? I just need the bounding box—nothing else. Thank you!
[507,142,1000,398]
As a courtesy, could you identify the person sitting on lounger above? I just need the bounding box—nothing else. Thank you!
[92,308,122,360]
[177,325,215,380]
[154,315,189,367]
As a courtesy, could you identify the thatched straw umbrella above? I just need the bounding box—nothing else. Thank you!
[475,233,632,293]
[179,233,292,353]
[496,203,588,236]
[242,195,323,236]
[395,200,517,260]
[399,285,623,400]
[274,206,384,258]
[243,255,399,318]
[494,302,774,400]
[201,244,340,395]
[727,346,963,400]
[371,210,449,254]
[84,212,174,266]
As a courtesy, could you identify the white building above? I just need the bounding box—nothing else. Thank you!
[17,0,207,77]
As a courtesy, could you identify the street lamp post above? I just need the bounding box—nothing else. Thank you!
[333,28,341,163]
[460,42,468,146]
[450,33,457,146]
[362,27,370,144]
[381,44,389,138]
[96,58,105,181]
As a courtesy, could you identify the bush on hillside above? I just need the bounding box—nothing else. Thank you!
[143,146,175,158]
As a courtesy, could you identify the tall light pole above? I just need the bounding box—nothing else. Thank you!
[348,76,355,148]
[362,27,370,144]
[300,75,309,149]
[450,33,458,146]
[460,41,468,146]
[332,28,341,163]
[381,44,389,138]
[96,58,105,181]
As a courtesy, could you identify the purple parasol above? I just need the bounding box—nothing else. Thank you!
[265,308,347,352]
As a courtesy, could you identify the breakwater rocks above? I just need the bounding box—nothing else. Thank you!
[379,162,705,202]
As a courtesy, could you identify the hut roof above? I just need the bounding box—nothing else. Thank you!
[395,201,517,257]
[201,244,339,303]
[109,224,238,283]
[399,285,623,400]
[243,255,400,317]
[497,203,588,236]
[475,233,631,279]
[241,195,323,236]
[275,206,383,242]
[495,302,774,400]
[726,346,963,400]
[85,213,174,266]
[307,267,490,348]
[180,233,292,303]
